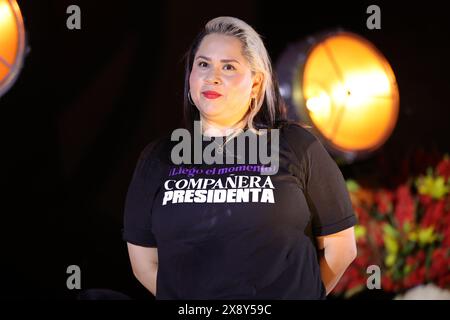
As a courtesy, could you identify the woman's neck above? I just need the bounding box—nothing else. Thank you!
[200,117,247,137]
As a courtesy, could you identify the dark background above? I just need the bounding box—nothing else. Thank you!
[1,0,449,299]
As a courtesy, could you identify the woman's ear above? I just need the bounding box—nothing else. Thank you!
[251,72,263,98]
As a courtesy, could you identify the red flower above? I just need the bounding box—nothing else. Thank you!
[429,248,449,280]
[336,154,450,297]
[355,206,370,226]
[403,273,417,289]
[406,256,416,267]
[436,157,450,181]
[418,194,433,206]
[438,274,450,288]
[394,184,415,227]
[403,273,416,289]
[382,275,394,292]
[421,199,446,230]
[417,266,426,283]
[404,266,427,289]
[368,221,385,248]
[374,189,394,215]
[443,217,450,248]
[353,254,369,269]
[416,250,426,264]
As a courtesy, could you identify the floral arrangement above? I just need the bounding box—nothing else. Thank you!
[333,154,450,298]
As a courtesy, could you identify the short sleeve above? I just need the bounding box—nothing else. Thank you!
[283,124,357,236]
[122,140,163,247]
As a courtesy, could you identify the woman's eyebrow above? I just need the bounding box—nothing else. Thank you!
[196,56,240,64]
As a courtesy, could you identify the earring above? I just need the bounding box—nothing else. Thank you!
[188,91,195,106]
[250,98,256,110]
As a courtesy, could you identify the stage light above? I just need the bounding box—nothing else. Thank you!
[276,30,400,163]
[0,0,26,98]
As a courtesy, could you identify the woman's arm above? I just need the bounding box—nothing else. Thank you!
[316,226,357,296]
[127,243,159,296]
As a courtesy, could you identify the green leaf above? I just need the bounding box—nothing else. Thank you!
[416,174,449,199]
[402,241,416,256]
[418,227,438,246]
[425,245,434,271]
[384,224,400,239]
[403,264,412,275]
[394,256,405,276]
[385,253,397,268]
[355,225,367,240]
[393,268,403,281]
[346,179,360,193]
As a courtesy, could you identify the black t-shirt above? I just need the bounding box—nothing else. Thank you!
[122,123,357,300]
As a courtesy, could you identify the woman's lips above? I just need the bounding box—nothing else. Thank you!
[202,91,222,99]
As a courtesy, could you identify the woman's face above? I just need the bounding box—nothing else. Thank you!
[189,33,262,128]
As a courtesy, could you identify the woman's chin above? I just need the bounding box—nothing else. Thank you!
[198,105,224,117]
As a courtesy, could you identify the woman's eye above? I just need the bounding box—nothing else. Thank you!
[224,64,236,71]
[198,61,208,68]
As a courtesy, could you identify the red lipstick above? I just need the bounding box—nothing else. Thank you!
[202,91,222,99]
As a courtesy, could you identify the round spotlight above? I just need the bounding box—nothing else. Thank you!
[276,30,400,163]
[0,0,26,98]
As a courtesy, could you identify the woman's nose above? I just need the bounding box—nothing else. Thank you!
[205,68,222,85]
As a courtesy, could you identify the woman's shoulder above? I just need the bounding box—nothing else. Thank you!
[279,120,320,151]
[139,132,174,164]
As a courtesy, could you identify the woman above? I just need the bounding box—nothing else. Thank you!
[123,16,357,299]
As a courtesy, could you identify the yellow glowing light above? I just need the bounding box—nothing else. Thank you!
[306,91,331,119]
[0,0,25,97]
[301,32,399,153]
